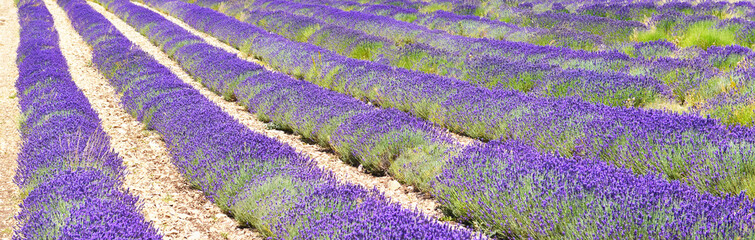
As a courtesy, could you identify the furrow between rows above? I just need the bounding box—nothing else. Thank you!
[0,0,22,237]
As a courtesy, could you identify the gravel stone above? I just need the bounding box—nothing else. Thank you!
[0,0,21,238]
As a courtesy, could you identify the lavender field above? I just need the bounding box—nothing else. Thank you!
[2,0,755,239]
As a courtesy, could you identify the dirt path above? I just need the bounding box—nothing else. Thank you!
[96,1,450,220]
[45,0,261,239]
[0,0,21,238]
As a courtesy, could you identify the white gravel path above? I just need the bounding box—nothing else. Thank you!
[0,0,21,238]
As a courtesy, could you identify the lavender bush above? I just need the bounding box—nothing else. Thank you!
[436,140,755,239]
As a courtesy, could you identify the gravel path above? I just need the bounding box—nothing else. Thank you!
[0,0,21,238]
[45,0,261,239]
[105,1,454,221]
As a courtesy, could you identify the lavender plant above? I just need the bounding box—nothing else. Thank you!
[436,140,755,239]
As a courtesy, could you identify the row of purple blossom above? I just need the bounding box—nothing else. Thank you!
[13,0,159,238]
[57,0,476,238]
[124,0,755,238]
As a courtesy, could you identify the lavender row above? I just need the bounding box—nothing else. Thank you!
[630,9,755,51]
[223,4,669,107]
[219,0,640,73]
[13,0,159,238]
[57,0,474,238]
[286,0,755,172]
[104,0,470,225]
[566,2,755,51]
[100,0,455,188]
[436,140,755,239]
[443,0,647,46]
[151,0,755,196]
[63,0,663,237]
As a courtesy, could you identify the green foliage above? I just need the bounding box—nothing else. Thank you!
[708,103,755,127]
[333,128,449,175]
[710,54,744,71]
[229,175,303,237]
[419,3,452,14]
[389,144,455,192]
[394,50,429,70]
[599,128,755,196]
[483,72,541,92]
[637,20,737,51]
[348,41,383,61]
[293,25,319,42]
[621,45,637,58]
[393,13,417,23]
[635,29,669,43]
[679,21,735,50]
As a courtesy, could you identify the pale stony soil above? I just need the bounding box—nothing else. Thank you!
[97,0,458,222]
[45,0,261,239]
[0,0,21,238]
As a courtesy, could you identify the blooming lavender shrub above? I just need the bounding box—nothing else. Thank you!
[13,0,158,238]
[56,0,475,238]
[436,140,755,239]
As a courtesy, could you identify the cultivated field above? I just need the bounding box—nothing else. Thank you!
[2,0,755,239]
